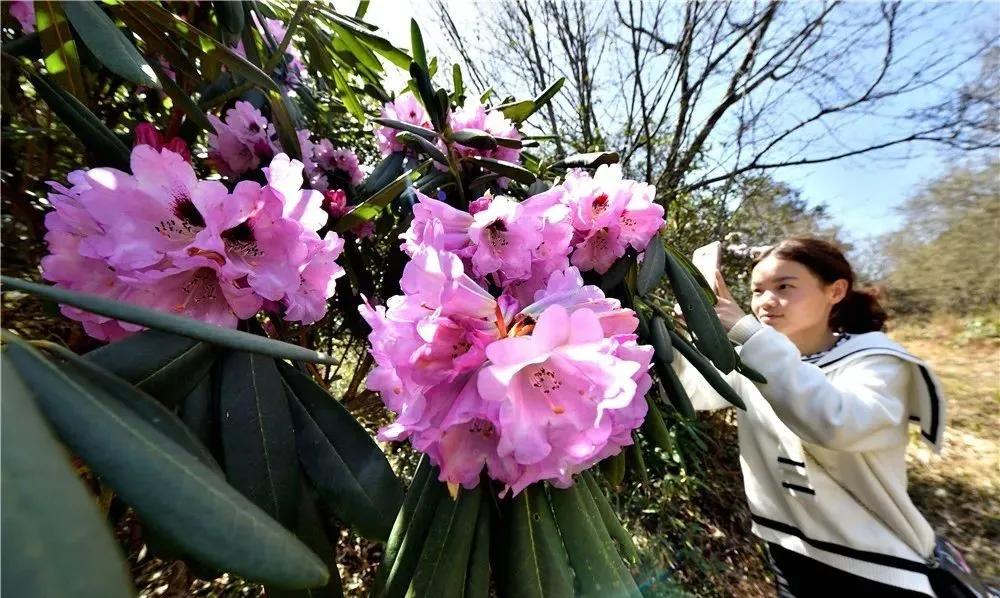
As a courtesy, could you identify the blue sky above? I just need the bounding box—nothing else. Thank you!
[355,0,996,242]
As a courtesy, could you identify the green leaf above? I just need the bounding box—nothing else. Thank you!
[319,10,411,69]
[409,18,427,72]
[552,151,620,169]
[533,77,565,110]
[355,0,370,19]
[451,129,497,150]
[637,237,666,296]
[21,69,129,169]
[463,488,491,598]
[36,0,87,102]
[330,21,382,74]
[548,482,640,597]
[494,136,523,149]
[496,99,535,122]
[180,368,221,459]
[498,484,574,598]
[335,160,431,232]
[626,440,648,484]
[668,329,745,410]
[374,456,432,596]
[396,130,448,164]
[215,0,245,35]
[376,465,446,598]
[268,89,303,161]
[373,117,438,140]
[357,151,406,197]
[600,254,632,293]
[0,276,339,365]
[658,358,695,418]
[407,484,483,598]
[331,67,365,121]
[452,63,464,100]
[60,0,159,87]
[3,340,329,589]
[280,362,403,541]
[0,356,133,598]
[581,471,638,566]
[266,486,345,598]
[409,61,441,129]
[641,396,673,455]
[663,246,736,373]
[42,342,220,471]
[85,329,217,409]
[649,316,675,364]
[219,351,300,527]
[465,156,536,185]
[600,452,625,487]
[150,59,214,131]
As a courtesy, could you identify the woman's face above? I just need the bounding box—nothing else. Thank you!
[750,256,847,338]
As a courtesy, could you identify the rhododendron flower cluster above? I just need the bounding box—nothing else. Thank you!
[41,144,344,341]
[208,101,277,177]
[444,100,522,167]
[375,92,431,155]
[362,173,664,494]
[299,130,364,192]
[8,0,34,33]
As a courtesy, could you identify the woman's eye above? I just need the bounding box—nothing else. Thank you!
[778,284,792,290]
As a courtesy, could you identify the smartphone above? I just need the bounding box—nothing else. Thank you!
[691,241,722,292]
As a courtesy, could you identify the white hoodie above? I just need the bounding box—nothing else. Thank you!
[675,316,946,596]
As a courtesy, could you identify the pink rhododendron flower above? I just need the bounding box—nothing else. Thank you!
[8,0,34,33]
[261,17,306,85]
[208,101,277,177]
[561,164,664,273]
[361,246,652,495]
[467,195,540,282]
[299,130,364,192]
[376,92,431,155]
[443,100,523,187]
[323,189,348,218]
[41,147,345,340]
[400,191,474,257]
[133,122,191,163]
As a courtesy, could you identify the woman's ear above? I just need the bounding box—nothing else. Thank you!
[829,279,849,305]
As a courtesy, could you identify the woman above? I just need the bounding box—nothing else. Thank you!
[674,237,950,597]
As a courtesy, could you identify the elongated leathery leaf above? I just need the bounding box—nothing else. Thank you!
[582,471,638,566]
[43,342,220,472]
[3,340,329,588]
[61,0,159,87]
[669,329,746,410]
[548,482,640,597]
[85,329,217,409]
[1,356,133,598]
[663,245,736,373]
[498,484,574,598]
[220,351,300,528]
[377,466,445,598]
[280,362,403,541]
[407,484,483,598]
[374,456,432,595]
[0,276,338,365]
[464,487,492,598]
[637,237,666,296]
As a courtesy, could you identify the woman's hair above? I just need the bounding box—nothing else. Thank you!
[755,237,887,333]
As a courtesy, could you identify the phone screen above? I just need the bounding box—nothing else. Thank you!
[691,241,722,291]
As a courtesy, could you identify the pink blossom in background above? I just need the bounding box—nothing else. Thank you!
[133,122,191,163]
[351,221,375,239]
[298,130,364,192]
[561,164,664,273]
[8,0,34,33]
[323,189,348,218]
[40,147,345,340]
[444,100,523,187]
[375,92,431,155]
[261,16,306,85]
[207,101,277,178]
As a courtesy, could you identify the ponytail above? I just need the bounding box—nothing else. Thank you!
[831,287,887,333]
[757,237,888,333]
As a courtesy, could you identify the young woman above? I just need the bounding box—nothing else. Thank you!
[674,237,949,597]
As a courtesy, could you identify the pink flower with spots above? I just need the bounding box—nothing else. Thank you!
[467,195,541,282]
[207,101,277,177]
[40,147,345,339]
[134,122,191,163]
[561,164,664,273]
[299,131,364,192]
[360,248,652,495]
[376,92,431,155]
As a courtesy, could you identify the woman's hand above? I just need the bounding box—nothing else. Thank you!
[713,270,748,332]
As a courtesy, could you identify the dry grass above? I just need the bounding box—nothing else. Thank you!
[891,315,1000,580]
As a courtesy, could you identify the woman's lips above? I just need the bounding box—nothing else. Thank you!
[760,314,783,322]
